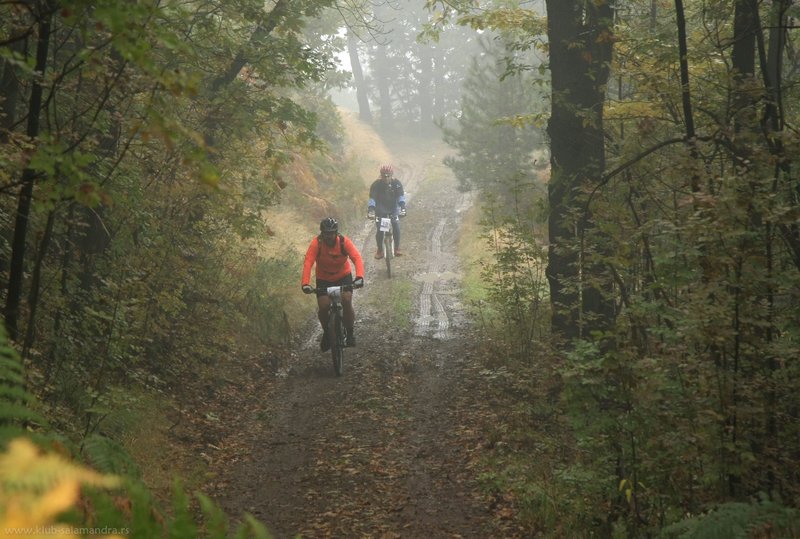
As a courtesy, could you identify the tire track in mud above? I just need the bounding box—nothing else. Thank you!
[412,186,474,341]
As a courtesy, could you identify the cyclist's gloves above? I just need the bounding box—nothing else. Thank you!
[302,284,313,294]
[367,207,375,219]
[399,206,407,217]
[353,277,364,288]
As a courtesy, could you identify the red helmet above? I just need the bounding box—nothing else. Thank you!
[379,164,393,177]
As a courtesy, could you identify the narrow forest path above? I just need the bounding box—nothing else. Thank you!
[194,138,522,538]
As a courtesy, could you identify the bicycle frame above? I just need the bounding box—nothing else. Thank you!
[312,284,354,376]
[325,286,346,376]
[374,215,396,278]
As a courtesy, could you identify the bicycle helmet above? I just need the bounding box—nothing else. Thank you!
[319,217,338,233]
[380,164,393,177]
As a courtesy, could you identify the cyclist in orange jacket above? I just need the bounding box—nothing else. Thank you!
[301,217,365,350]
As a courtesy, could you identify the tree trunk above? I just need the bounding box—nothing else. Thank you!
[0,39,25,136]
[759,0,791,499]
[730,0,758,137]
[418,45,433,127]
[207,0,289,95]
[347,29,372,124]
[759,0,800,271]
[4,2,55,341]
[22,209,55,357]
[0,23,29,279]
[203,0,290,146]
[674,0,701,192]
[732,0,757,81]
[373,43,393,130]
[545,0,615,341]
[432,46,446,121]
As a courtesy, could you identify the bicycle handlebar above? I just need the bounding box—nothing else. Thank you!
[367,212,405,220]
[304,283,361,295]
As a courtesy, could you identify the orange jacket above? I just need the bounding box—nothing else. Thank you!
[301,235,364,285]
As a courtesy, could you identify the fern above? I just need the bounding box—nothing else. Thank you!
[0,437,119,495]
[81,433,142,479]
[660,499,800,538]
[197,492,230,538]
[232,514,273,539]
[0,326,46,447]
[169,479,198,539]
[0,357,25,384]
[0,383,37,402]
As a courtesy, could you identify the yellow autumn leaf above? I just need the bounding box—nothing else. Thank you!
[3,479,79,527]
[0,438,121,539]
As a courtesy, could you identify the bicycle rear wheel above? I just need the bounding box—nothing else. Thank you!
[331,312,344,376]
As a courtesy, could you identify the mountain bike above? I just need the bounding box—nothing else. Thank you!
[369,212,404,278]
[308,284,356,376]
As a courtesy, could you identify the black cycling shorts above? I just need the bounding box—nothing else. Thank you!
[315,274,354,298]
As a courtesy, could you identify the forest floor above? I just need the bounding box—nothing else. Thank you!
[169,135,530,538]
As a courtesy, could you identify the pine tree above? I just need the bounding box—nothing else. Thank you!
[440,34,544,194]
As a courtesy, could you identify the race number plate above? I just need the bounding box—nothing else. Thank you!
[326,287,342,300]
[379,218,391,232]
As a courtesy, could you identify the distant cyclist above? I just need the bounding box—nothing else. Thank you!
[301,217,365,349]
[367,164,406,259]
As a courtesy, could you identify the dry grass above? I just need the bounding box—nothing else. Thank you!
[261,108,396,257]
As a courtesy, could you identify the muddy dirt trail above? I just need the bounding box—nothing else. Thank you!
[201,141,518,538]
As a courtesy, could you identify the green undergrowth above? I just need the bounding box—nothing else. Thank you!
[471,351,576,536]
[1,325,274,537]
[456,199,490,307]
[363,275,414,331]
[119,389,208,501]
[452,179,571,535]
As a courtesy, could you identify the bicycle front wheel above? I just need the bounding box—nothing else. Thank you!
[385,233,394,278]
[331,312,344,376]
